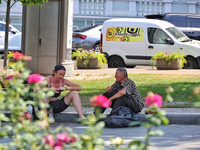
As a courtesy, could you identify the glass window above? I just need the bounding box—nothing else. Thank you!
[86,21,93,26]
[0,23,12,31]
[73,20,85,29]
[0,23,5,31]
[189,18,200,28]
[148,28,170,44]
[166,27,190,42]
[169,15,186,27]
[74,24,102,32]
[95,21,104,25]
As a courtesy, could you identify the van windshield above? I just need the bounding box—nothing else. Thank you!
[166,27,191,42]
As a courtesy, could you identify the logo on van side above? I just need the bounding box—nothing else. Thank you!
[106,27,143,42]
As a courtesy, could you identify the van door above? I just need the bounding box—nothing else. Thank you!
[146,27,179,65]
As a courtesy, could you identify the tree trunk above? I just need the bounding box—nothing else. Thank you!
[3,0,11,67]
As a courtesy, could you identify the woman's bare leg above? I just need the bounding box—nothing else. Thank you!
[64,91,85,119]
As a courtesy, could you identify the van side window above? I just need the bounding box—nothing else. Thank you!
[148,28,170,44]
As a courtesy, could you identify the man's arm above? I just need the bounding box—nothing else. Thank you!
[109,89,126,101]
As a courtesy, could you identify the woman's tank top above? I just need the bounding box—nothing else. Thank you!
[49,77,64,97]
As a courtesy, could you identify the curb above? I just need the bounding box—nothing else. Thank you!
[53,112,200,124]
[2,111,200,124]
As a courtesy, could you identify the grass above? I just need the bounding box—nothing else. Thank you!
[61,74,200,108]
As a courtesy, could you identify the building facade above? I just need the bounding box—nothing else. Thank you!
[0,0,200,31]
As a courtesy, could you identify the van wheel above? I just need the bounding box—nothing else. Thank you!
[108,56,125,68]
[184,57,198,69]
[94,44,100,53]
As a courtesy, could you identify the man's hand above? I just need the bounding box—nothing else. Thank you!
[105,86,111,93]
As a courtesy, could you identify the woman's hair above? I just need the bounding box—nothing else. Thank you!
[52,65,66,76]
[117,68,128,78]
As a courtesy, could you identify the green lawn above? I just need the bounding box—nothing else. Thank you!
[64,74,200,108]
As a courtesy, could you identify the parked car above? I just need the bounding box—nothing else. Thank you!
[145,13,200,41]
[72,24,102,52]
[100,18,200,69]
[0,21,21,57]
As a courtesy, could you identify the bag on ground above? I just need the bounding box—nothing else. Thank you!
[104,106,140,128]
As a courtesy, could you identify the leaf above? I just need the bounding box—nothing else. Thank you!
[46,90,54,97]
[149,130,164,136]
[0,113,9,121]
[141,122,151,128]
[161,117,169,125]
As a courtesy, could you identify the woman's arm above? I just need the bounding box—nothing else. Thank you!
[63,79,82,91]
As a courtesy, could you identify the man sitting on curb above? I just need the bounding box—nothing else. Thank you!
[95,68,144,114]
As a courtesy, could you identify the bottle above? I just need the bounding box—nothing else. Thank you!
[28,104,33,124]
[48,107,54,119]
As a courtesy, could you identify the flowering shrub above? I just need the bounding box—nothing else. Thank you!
[72,49,107,68]
[8,51,32,62]
[42,133,76,149]
[0,52,174,150]
[0,52,78,150]
[151,52,187,67]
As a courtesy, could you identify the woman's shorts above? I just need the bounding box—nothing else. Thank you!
[49,97,69,113]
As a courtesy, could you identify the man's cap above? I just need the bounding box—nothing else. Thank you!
[53,65,66,72]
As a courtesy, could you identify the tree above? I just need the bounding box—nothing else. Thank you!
[0,0,48,67]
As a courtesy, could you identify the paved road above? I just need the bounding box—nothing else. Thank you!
[0,122,200,150]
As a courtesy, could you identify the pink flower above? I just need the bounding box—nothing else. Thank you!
[27,74,43,84]
[145,93,162,107]
[0,69,6,73]
[43,135,54,148]
[13,52,24,60]
[56,132,69,143]
[23,112,31,120]
[90,95,111,108]
[39,120,49,128]
[54,139,63,150]
[4,75,13,81]
[70,136,76,143]
[10,51,32,61]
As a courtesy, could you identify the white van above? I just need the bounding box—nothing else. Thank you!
[100,18,200,69]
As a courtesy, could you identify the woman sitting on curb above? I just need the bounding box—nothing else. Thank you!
[43,64,85,119]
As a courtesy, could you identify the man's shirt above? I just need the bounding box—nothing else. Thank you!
[110,78,144,110]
